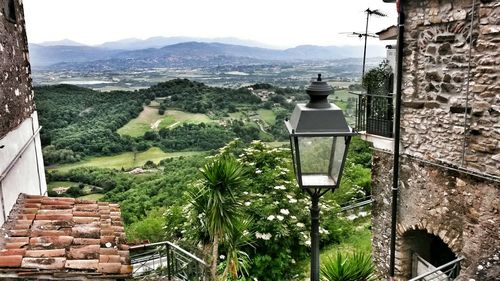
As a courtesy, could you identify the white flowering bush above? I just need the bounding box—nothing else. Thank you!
[164,140,356,280]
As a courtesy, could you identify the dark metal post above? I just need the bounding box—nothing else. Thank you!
[310,193,321,281]
[362,10,370,78]
[167,243,172,280]
[389,1,405,279]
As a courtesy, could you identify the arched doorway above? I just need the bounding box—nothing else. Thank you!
[399,229,460,280]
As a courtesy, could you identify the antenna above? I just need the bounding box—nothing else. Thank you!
[361,8,387,79]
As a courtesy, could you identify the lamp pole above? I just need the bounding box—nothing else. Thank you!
[310,192,321,281]
[285,74,355,281]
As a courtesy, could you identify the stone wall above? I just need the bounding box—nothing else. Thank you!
[400,0,499,177]
[371,150,500,281]
[371,1,499,279]
[0,0,34,139]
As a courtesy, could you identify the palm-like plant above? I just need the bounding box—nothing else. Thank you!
[221,218,254,280]
[192,156,247,281]
[321,252,377,281]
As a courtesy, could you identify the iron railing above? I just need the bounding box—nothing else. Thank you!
[351,91,394,138]
[130,241,208,280]
[410,253,464,281]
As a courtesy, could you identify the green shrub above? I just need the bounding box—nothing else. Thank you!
[321,252,376,281]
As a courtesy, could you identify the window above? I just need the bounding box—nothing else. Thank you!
[3,0,17,23]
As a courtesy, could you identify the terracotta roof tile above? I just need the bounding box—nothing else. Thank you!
[97,262,122,273]
[21,257,66,270]
[25,249,66,257]
[65,259,99,270]
[0,194,131,279]
[0,255,23,267]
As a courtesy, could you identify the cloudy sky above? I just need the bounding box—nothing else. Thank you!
[23,0,397,48]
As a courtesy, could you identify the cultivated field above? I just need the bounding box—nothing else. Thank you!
[117,106,213,137]
[49,147,206,172]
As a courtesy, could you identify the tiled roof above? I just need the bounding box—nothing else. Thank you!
[0,194,132,280]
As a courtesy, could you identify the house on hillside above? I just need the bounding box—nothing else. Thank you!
[356,0,499,280]
[0,1,131,279]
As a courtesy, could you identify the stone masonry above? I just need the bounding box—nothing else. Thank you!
[371,0,499,280]
[0,0,35,139]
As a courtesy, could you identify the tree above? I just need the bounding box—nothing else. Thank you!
[191,156,247,280]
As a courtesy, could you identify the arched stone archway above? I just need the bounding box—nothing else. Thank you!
[395,223,462,280]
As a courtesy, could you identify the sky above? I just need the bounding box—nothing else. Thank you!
[23,0,397,48]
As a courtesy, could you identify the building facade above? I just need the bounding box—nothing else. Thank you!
[0,0,47,225]
[368,0,499,280]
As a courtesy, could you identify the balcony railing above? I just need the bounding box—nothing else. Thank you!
[410,253,463,281]
[351,91,394,138]
[130,241,208,280]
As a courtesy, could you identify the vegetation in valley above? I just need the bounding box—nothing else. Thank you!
[35,80,305,166]
[38,78,372,280]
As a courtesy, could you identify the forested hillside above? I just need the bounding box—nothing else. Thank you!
[35,79,301,165]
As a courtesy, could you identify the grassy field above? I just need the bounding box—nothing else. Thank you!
[117,106,213,137]
[47,181,79,190]
[49,147,205,173]
[257,109,276,125]
[117,106,164,137]
[78,194,105,201]
[300,217,372,276]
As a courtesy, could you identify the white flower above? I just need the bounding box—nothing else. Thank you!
[291,216,297,220]
[305,240,311,246]
[256,232,272,240]
[220,255,225,260]
[291,259,296,264]
[319,227,329,235]
[255,169,262,174]
[289,198,297,203]
[273,201,279,205]
[267,215,275,221]
[261,233,272,240]
[244,201,251,206]
[296,222,305,228]
[243,191,249,195]
[286,195,293,199]
[273,185,286,190]
[277,215,284,221]
[280,209,290,215]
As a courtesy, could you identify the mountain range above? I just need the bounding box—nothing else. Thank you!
[29,37,386,70]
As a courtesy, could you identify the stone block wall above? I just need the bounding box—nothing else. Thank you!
[371,0,499,280]
[372,150,499,281]
[400,0,499,177]
[0,0,34,139]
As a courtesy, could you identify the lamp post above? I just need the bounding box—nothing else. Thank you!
[285,74,355,281]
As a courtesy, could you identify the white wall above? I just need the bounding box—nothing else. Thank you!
[0,112,47,225]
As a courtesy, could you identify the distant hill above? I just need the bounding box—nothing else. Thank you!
[97,36,276,50]
[29,40,386,70]
[37,39,87,47]
[29,44,124,68]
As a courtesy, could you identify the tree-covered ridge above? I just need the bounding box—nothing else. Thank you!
[144,79,262,114]
[35,79,302,165]
[36,84,150,163]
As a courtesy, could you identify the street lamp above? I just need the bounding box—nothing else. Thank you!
[285,74,355,281]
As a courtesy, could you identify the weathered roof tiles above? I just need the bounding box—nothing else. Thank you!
[0,194,132,280]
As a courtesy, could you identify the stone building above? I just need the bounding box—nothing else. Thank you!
[0,0,47,225]
[360,0,500,280]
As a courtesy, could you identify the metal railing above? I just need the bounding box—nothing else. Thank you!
[351,91,394,138]
[410,254,464,281]
[130,241,208,280]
